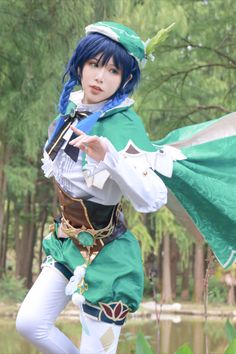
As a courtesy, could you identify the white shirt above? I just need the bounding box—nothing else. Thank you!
[42,94,167,213]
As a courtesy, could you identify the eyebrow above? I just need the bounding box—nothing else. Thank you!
[91,56,118,68]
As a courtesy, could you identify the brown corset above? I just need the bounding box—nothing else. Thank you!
[54,183,126,254]
[55,183,118,229]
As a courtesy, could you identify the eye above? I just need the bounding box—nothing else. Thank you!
[109,68,119,74]
[88,60,99,68]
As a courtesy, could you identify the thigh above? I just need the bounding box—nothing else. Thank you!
[80,316,121,354]
[17,266,71,325]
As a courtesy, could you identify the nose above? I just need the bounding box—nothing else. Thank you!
[95,68,105,83]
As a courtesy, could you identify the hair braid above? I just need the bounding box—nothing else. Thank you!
[58,78,78,115]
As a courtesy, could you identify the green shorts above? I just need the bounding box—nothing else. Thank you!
[42,229,144,313]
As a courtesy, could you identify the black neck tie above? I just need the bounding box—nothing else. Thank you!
[46,111,89,162]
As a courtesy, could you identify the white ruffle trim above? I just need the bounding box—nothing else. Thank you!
[82,137,113,190]
[41,150,54,178]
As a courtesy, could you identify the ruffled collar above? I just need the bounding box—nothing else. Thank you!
[69,90,106,113]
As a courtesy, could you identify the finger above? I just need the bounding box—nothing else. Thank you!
[70,134,100,146]
[69,135,88,145]
[73,142,88,152]
[80,144,89,153]
[83,136,99,144]
[70,126,85,136]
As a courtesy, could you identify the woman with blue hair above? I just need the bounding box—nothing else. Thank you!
[15,19,236,354]
[16,22,169,354]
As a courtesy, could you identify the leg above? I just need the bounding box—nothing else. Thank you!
[16,266,80,354]
[80,316,121,354]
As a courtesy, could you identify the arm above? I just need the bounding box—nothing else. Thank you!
[69,127,167,213]
[99,138,167,213]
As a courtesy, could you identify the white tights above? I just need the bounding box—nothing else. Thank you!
[16,267,121,354]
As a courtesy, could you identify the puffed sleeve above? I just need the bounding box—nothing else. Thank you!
[84,137,168,213]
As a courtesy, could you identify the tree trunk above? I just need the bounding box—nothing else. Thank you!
[0,144,9,277]
[224,272,235,305]
[181,265,190,301]
[194,244,204,303]
[0,198,10,274]
[15,192,37,288]
[170,237,178,300]
[156,242,163,296]
[162,234,172,303]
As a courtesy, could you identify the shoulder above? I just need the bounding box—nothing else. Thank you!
[93,107,155,152]
[101,106,144,127]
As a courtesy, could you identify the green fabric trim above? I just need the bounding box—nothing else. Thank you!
[101,103,133,118]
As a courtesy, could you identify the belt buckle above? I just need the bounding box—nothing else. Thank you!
[76,227,96,247]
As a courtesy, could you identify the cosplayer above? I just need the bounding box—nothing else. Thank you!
[16,22,175,354]
[16,20,236,354]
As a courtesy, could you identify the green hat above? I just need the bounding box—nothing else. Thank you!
[85,21,175,67]
[85,21,145,63]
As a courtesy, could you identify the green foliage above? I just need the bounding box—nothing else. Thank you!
[122,199,154,261]
[136,332,154,354]
[175,344,194,354]
[225,339,236,354]
[225,320,236,343]
[5,164,37,197]
[0,273,27,302]
[128,0,236,138]
[135,333,194,354]
[208,276,228,303]
[1,0,235,315]
[143,276,154,298]
[131,221,154,261]
[0,0,95,198]
[154,207,192,268]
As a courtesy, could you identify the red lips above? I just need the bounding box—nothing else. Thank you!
[90,85,103,92]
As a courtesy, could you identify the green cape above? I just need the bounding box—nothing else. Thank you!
[155,112,236,268]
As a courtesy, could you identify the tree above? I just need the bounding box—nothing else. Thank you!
[0,0,95,283]
[194,243,204,303]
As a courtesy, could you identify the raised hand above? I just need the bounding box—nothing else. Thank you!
[69,126,107,162]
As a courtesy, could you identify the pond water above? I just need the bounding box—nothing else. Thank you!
[0,314,231,354]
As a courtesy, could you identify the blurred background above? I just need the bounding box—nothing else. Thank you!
[0,1,235,352]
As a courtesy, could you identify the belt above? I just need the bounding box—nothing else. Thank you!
[54,215,127,253]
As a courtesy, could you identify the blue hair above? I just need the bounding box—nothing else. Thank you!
[58,33,141,115]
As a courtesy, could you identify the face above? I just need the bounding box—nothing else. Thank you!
[80,54,122,104]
